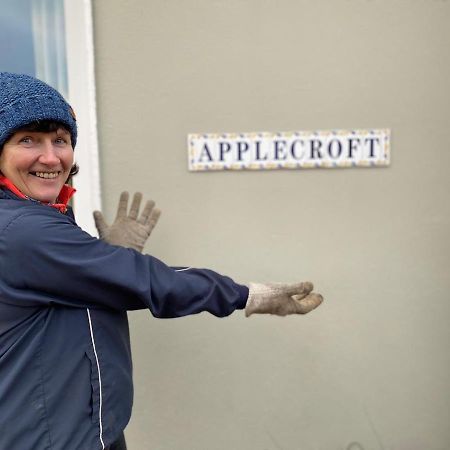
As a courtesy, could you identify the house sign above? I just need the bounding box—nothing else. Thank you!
[188,129,390,171]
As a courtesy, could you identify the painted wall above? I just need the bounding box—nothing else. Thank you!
[91,1,450,449]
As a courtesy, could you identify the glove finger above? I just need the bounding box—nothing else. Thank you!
[93,211,109,237]
[271,281,313,296]
[292,293,323,314]
[146,208,161,231]
[116,191,129,219]
[137,199,155,225]
[129,192,143,219]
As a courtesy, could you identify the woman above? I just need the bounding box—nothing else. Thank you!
[0,72,323,450]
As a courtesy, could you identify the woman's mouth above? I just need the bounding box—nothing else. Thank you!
[31,171,61,179]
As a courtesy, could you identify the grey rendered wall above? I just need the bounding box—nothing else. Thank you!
[91,1,450,449]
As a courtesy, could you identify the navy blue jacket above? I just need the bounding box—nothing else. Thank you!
[0,188,248,450]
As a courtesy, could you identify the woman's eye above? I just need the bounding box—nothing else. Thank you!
[55,137,68,145]
[19,137,33,145]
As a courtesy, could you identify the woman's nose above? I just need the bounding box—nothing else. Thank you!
[38,140,60,165]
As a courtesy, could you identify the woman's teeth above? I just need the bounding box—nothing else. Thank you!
[33,171,60,179]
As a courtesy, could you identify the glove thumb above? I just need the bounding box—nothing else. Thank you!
[93,211,109,238]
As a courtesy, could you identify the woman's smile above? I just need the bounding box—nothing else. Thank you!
[31,170,62,179]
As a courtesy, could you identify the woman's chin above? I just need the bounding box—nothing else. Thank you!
[26,188,60,203]
[26,178,64,203]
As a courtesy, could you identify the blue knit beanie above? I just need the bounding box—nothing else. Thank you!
[0,72,77,149]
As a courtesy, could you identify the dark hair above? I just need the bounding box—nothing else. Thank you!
[0,119,79,181]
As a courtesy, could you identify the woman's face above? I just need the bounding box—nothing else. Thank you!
[0,128,74,203]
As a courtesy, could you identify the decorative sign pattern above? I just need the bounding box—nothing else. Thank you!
[188,129,390,171]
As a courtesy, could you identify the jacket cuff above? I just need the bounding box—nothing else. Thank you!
[236,284,249,309]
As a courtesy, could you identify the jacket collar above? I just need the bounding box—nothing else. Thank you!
[0,175,76,214]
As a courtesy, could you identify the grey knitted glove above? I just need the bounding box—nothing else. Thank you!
[93,191,161,252]
[245,282,323,317]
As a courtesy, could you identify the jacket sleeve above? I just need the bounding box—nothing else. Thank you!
[0,208,248,317]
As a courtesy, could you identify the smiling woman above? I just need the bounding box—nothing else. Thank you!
[0,124,74,203]
[0,72,78,208]
[0,71,322,450]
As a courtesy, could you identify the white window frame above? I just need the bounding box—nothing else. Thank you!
[64,0,101,235]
